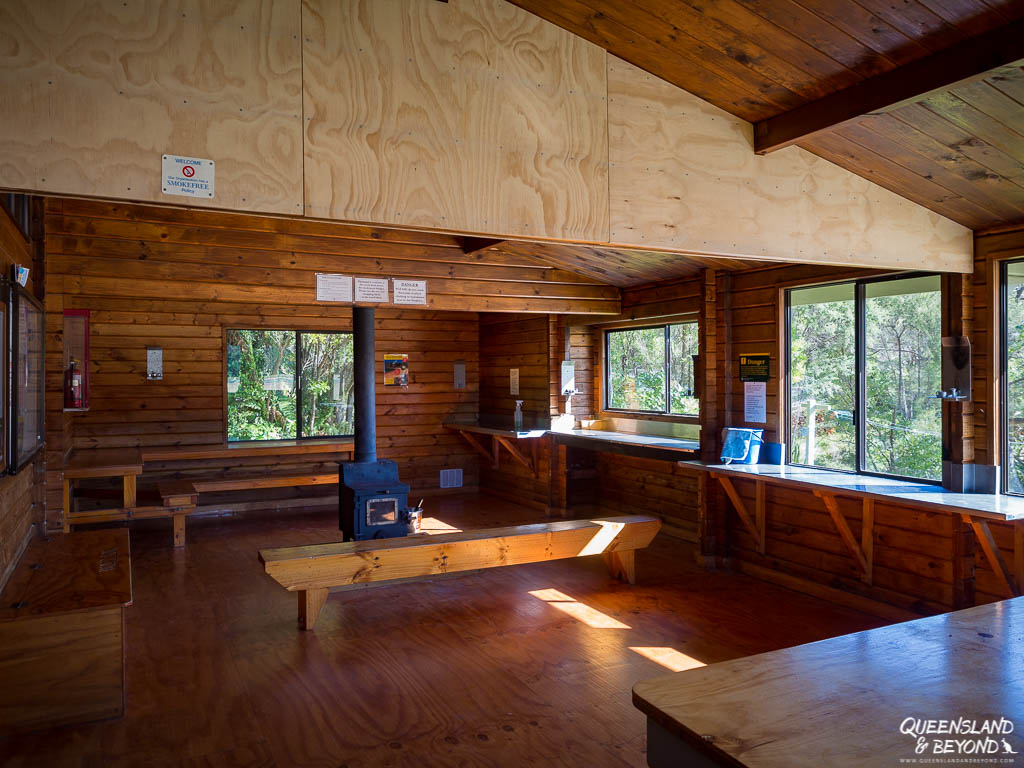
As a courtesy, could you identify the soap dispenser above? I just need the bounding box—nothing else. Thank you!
[514,400,524,431]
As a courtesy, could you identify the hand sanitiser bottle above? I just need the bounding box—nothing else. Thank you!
[514,400,524,431]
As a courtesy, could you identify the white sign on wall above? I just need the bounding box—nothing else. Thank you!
[316,273,353,302]
[510,368,520,396]
[744,381,767,424]
[393,279,428,305]
[355,278,389,303]
[161,154,215,198]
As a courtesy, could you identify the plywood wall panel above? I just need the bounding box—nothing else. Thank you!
[606,57,973,273]
[0,0,303,214]
[302,0,609,242]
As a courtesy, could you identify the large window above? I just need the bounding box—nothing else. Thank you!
[226,329,354,442]
[787,275,942,481]
[605,322,699,416]
[1003,261,1024,494]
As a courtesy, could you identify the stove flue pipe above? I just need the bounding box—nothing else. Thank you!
[352,306,377,463]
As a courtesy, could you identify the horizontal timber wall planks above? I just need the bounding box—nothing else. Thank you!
[46,199,619,315]
[43,199,490,522]
[972,227,1024,467]
[597,457,701,542]
[302,0,609,242]
[478,314,552,509]
[606,57,972,272]
[0,0,304,214]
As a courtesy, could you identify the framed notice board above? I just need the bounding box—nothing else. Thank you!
[11,283,44,472]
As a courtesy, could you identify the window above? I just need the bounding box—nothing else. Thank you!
[605,322,699,416]
[787,274,942,482]
[1003,261,1024,494]
[226,329,354,442]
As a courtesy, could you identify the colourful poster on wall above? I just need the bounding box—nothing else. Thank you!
[384,354,409,386]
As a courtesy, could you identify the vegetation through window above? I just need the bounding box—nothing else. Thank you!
[605,322,699,416]
[1003,261,1024,494]
[226,329,354,442]
[788,275,942,482]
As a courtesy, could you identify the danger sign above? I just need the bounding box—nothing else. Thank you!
[161,154,215,198]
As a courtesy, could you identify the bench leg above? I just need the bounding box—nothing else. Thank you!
[604,550,636,584]
[173,513,186,548]
[298,588,328,631]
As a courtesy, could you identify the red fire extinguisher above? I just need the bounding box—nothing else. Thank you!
[64,358,83,409]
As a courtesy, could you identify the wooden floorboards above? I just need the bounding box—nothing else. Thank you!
[0,494,885,767]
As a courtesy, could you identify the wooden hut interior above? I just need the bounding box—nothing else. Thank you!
[0,0,1022,765]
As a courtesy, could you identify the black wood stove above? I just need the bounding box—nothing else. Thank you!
[339,307,411,541]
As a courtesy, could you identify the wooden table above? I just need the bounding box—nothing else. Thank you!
[63,448,144,532]
[0,529,133,733]
[634,596,1024,767]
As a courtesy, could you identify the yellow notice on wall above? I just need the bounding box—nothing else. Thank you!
[384,354,408,387]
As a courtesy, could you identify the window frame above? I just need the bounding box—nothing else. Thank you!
[784,271,943,485]
[224,327,355,443]
[602,320,700,419]
[1000,258,1024,497]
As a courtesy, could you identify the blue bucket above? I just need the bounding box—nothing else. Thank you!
[720,428,764,464]
[761,441,785,465]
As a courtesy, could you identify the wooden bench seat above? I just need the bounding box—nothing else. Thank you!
[259,515,661,630]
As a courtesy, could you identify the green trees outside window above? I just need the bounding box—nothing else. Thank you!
[788,275,942,481]
[1003,261,1024,494]
[606,322,699,416]
[226,329,354,442]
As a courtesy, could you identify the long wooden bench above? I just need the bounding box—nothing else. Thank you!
[259,515,661,630]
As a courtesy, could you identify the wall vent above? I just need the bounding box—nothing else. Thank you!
[440,468,463,489]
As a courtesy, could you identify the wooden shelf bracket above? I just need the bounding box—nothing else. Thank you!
[493,435,540,479]
[717,476,765,554]
[449,427,540,478]
[962,514,1020,599]
[815,491,873,585]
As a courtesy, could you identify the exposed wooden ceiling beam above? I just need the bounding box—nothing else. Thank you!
[754,20,1024,155]
[461,237,505,256]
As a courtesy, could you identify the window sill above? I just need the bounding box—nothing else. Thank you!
[600,410,699,425]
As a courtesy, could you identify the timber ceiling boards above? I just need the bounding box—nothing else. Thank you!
[488,240,767,287]
[506,0,1024,232]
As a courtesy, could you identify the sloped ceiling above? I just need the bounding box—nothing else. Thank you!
[507,0,1024,232]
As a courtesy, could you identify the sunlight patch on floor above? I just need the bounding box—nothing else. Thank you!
[629,646,706,672]
[529,588,631,629]
[419,517,463,534]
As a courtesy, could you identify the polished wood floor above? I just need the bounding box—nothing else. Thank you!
[0,494,887,767]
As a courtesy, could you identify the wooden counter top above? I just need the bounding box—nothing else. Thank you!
[142,440,355,462]
[634,597,1024,767]
[684,461,1024,522]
